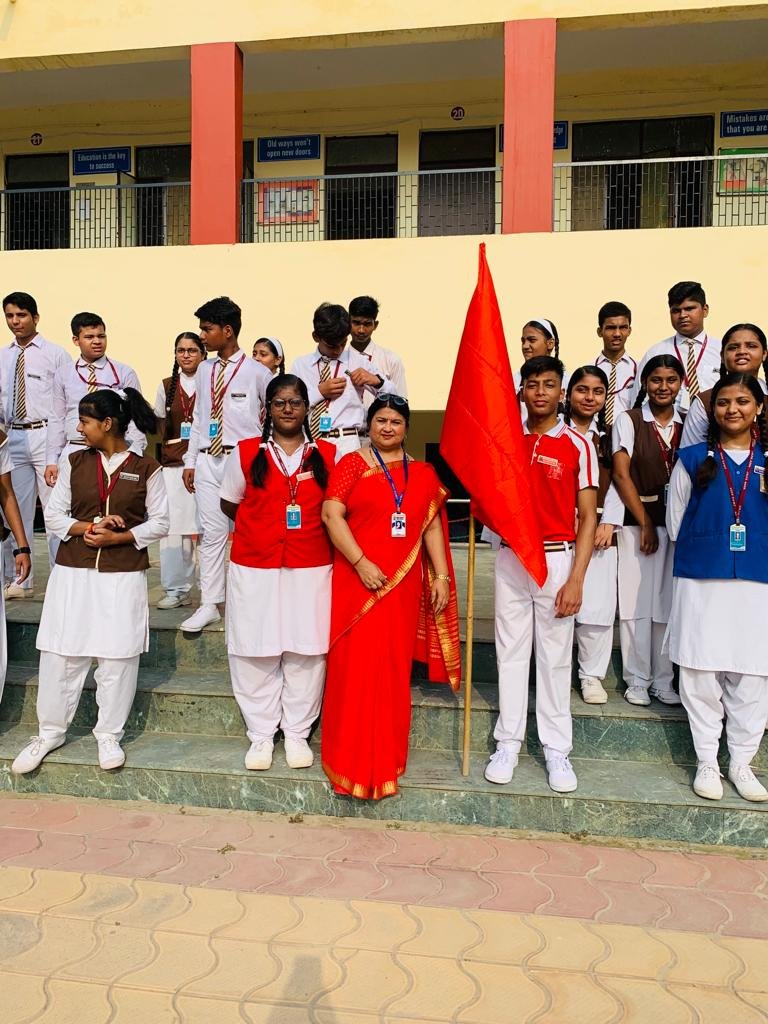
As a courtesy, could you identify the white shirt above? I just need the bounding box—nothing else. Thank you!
[574,422,624,526]
[46,355,146,464]
[45,449,169,549]
[290,346,395,432]
[594,351,637,421]
[0,334,71,426]
[353,339,408,406]
[680,378,768,448]
[183,351,270,468]
[612,403,684,458]
[153,372,196,420]
[631,332,722,409]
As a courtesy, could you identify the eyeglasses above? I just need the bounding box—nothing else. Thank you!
[270,398,306,410]
[382,395,408,408]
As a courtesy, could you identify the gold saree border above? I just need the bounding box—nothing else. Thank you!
[322,760,406,801]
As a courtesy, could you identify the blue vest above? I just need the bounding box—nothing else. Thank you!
[674,442,768,582]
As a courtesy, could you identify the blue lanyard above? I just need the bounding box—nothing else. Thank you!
[371,446,408,511]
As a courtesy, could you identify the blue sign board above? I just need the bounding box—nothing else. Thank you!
[257,135,321,162]
[720,110,768,139]
[73,147,132,175]
[498,122,569,152]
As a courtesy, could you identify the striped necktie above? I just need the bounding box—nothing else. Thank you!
[87,363,98,393]
[684,341,700,399]
[208,358,227,456]
[309,357,332,438]
[604,361,618,427]
[13,348,27,421]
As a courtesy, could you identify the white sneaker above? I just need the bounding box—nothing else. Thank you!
[4,582,34,600]
[728,764,768,802]
[624,686,651,706]
[157,592,192,610]
[180,604,221,632]
[693,763,723,800]
[546,754,578,793]
[11,735,64,775]
[581,677,608,705]
[649,686,682,705]
[284,737,314,769]
[484,745,517,785]
[97,736,125,770]
[245,738,274,771]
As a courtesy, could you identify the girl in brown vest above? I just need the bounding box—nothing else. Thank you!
[12,388,169,776]
[153,332,206,609]
[612,355,685,708]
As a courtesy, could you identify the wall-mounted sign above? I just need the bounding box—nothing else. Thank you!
[721,110,768,139]
[451,106,466,121]
[30,133,43,146]
[257,135,321,162]
[73,147,132,175]
[718,147,768,195]
[498,121,569,152]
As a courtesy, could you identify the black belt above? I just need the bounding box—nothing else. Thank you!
[199,446,234,455]
[11,420,46,430]
[319,427,365,439]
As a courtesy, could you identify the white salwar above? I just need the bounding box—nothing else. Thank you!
[0,435,15,703]
[222,442,331,742]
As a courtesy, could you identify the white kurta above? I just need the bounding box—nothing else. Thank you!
[37,450,169,658]
[153,374,200,536]
[665,451,768,674]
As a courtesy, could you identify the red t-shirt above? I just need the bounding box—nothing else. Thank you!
[525,422,597,542]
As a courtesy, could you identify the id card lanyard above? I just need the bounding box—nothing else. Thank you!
[178,384,196,440]
[209,354,245,437]
[718,440,754,552]
[76,358,120,389]
[269,441,310,530]
[95,452,134,522]
[650,419,679,505]
[319,359,342,434]
[371,445,409,538]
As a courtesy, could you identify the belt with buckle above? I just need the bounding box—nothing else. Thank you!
[320,427,364,439]
[200,446,234,455]
[11,420,47,430]
[500,540,574,552]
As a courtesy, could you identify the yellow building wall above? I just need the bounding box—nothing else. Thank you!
[1,226,764,410]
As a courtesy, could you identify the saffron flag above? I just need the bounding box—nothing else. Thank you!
[440,243,547,586]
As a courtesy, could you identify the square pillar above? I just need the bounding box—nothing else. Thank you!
[191,42,243,245]
[502,19,556,234]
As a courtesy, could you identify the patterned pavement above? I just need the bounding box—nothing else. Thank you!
[0,794,767,1022]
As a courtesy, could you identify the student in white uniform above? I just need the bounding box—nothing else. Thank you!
[667,373,768,802]
[680,324,767,448]
[153,332,206,609]
[252,337,285,376]
[0,427,32,701]
[613,355,685,707]
[1,291,71,599]
[291,303,394,459]
[631,281,721,411]
[593,301,637,428]
[348,296,408,407]
[563,366,624,705]
[181,297,271,632]
[221,374,336,771]
[11,388,169,775]
[45,312,147,484]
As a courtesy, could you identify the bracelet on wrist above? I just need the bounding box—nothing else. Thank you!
[352,553,365,567]
[13,546,31,556]
[435,573,451,582]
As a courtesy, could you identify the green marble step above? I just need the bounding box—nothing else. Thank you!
[3,663,763,769]
[0,723,764,848]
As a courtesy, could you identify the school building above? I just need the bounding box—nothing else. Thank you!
[1,0,768,450]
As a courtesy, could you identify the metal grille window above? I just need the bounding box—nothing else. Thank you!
[5,153,69,250]
[324,134,398,240]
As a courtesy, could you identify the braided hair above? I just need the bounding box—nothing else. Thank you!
[564,365,612,465]
[718,323,768,381]
[166,332,205,416]
[632,354,685,409]
[696,372,768,488]
[249,374,328,490]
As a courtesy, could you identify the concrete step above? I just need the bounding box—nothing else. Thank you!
[0,723,764,848]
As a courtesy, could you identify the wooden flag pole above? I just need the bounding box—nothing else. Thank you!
[462,512,476,776]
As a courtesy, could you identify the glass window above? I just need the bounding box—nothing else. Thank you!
[136,145,191,181]
[325,135,398,174]
[5,153,69,186]
[419,129,495,171]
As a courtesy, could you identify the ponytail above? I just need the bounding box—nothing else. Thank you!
[78,386,157,437]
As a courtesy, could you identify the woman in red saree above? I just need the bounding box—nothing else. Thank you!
[321,396,461,799]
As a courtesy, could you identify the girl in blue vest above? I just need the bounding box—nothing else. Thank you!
[666,372,768,802]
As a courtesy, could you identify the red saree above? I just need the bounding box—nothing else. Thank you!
[321,453,461,800]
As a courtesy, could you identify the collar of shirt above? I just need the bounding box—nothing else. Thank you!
[313,349,348,368]
[220,350,245,367]
[11,334,43,351]
[596,351,635,368]
[524,420,567,439]
[77,355,108,371]
[99,449,134,472]
[675,330,707,347]
[641,403,683,426]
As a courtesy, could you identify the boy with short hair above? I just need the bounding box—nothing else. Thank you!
[291,302,393,458]
[348,295,408,406]
[631,281,721,410]
[0,291,71,598]
[181,296,271,632]
[486,355,598,794]
[594,300,636,426]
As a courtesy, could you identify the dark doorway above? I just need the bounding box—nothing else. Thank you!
[324,134,398,240]
[418,128,496,236]
[5,153,70,250]
[135,144,191,246]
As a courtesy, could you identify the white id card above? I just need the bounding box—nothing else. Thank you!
[730,523,746,552]
[286,504,302,530]
[319,414,332,433]
[391,511,406,538]
[678,388,691,413]
[180,422,191,440]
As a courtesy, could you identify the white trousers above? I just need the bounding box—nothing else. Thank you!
[617,525,674,691]
[160,536,198,597]
[576,624,614,682]
[36,651,140,743]
[194,453,232,606]
[228,652,326,743]
[326,434,361,459]
[2,427,56,590]
[679,667,768,766]
[494,546,574,758]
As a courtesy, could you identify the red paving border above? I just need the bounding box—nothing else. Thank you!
[0,796,766,939]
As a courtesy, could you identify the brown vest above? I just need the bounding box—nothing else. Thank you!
[623,409,683,528]
[589,427,612,512]
[56,448,160,573]
[160,375,196,468]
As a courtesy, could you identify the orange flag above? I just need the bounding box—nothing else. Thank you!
[440,243,547,586]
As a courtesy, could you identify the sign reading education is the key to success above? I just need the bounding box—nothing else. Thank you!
[257,135,321,162]
[720,110,768,139]
[73,148,132,175]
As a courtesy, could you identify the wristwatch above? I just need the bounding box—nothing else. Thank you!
[13,546,31,556]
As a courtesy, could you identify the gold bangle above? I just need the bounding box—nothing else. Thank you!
[435,573,451,582]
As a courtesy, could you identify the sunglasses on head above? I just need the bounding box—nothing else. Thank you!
[381,395,408,408]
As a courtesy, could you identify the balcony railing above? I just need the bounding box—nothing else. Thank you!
[0,181,190,250]
[240,168,502,243]
[553,154,768,232]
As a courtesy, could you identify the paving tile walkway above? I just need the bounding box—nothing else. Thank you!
[0,794,766,1022]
